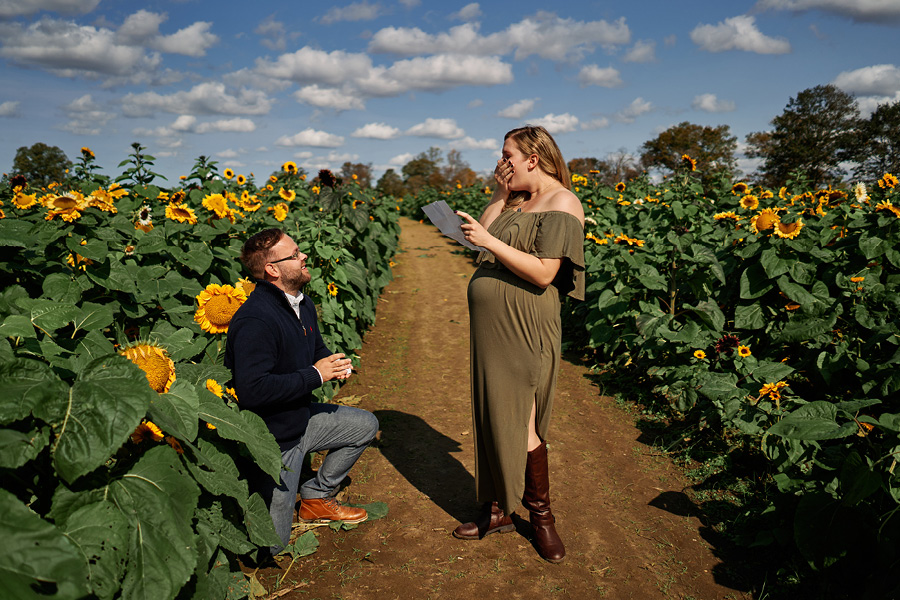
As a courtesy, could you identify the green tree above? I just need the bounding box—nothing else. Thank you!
[851,100,900,182]
[376,168,405,197]
[11,142,72,187]
[402,147,444,194]
[640,122,737,186]
[746,84,860,188]
[340,161,373,188]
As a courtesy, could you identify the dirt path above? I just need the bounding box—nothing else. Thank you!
[256,217,751,599]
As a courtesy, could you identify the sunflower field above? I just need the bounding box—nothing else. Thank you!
[0,147,399,600]
[570,164,900,596]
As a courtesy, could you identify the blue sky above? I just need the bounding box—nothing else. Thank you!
[1,0,899,185]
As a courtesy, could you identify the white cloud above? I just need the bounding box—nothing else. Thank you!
[320,1,382,24]
[498,98,538,118]
[352,122,401,139]
[254,47,374,85]
[0,10,216,84]
[581,117,610,130]
[0,0,100,18]
[133,115,255,137]
[623,39,656,63]
[398,0,419,6]
[0,17,157,78]
[255,15,291,52]
[577,64,623,87]
[195,118,256,133]
[152,21,218,57]
[531,113,579,134]
[615,97,653,123]
[692,93,736,112]
[61,94,113,135]
[216,149,241,159]
[121,82,273,117]
[664,34,677,46]
[294,151,314,159]
[275,128,344,147]
[855,91,900,117]
[451,136,499,150]
[389,152,414,165]
[357,54,513,96]
[0,100,20,117]
[368,13,631,61]
[468,98,483,108]
[833,64,900,96]
[407,118,465,139]
[293,85,365,111]
[754,0,900,23]
[452,3,482,21]
[690,15,791,54]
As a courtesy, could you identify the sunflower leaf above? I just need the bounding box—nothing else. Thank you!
[153,379,200,442]
[110,446,200,600]
[0,358,67,425]
[0,488,90,600]
[60,502,130,600]
[197,391,282,481]
[41,355,153,484]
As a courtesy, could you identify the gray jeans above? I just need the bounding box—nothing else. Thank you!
[268,403,379,553]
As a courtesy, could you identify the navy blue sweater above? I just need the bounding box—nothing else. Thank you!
[224,280,331,451]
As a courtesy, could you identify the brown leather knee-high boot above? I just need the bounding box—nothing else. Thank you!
[522,442,565,563]
[452,501,515,540]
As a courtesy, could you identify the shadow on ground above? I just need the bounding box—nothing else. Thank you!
[373,409,476,523]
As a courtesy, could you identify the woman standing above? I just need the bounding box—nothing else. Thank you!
[453,125,585,563]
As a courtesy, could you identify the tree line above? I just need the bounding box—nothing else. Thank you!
[8,84,900,195]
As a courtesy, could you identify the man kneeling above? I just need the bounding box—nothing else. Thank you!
[225,227,379,555]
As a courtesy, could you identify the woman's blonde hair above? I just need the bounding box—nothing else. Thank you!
[502,125,571,211]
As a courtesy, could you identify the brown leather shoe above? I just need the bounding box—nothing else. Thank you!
[298,498,367,524]
[452,501,515,540]
[523,442,565,563]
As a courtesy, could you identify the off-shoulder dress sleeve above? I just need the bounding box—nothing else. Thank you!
[534,212,585,300]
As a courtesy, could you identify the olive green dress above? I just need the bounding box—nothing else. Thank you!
[467,209,585,515]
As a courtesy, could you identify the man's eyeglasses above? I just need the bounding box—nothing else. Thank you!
[269,249,301,264]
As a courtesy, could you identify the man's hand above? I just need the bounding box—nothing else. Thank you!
[315,353,353,382]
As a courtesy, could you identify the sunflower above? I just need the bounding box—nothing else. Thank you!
[12,191,38,209]
[226,386,239,402]
[352,199,365,209]
[585,232,608,244]
[327,282,339,297]
[165,435,184,454]
[120,343,176,393]
[854,182,869,202]
[206,379,224,398]
[131,420,165,444]
[170,190,185,203]
[740,194,759,210]
[202,193,232,219]
[282,161,297,174]
[157,191,169,201]
[759,381,788,401]
[732,182,749,195]
[785,302,800,311]
[750,208,779,234]
[681,154,696,171]
[875,200,900,218]
[878,173,898,189]
[235,277,256,296]
[134,205,153,232]
[850,276,865,283]
[236,174,247,186]
[270,202,288,222]
[760,190,774,200]
[774,218,804,239]
[737,345,751,357]
[223,168,235,179]
[269,175,278,183]
[279,187,296,201]
[311,185,320,194]
[165,202,198,224]
[45,191,85,222]
[713,211,741,221]
[693,350,706,360]
[86,186,124,213]
[615,182,626,192]
[195,284,247,334]
[81,146,95,159]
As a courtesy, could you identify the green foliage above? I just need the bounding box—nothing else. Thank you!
[11,142,73,188]
[571,162,900,596]
[639,121,738,187]
[747,84,860,188]
[0,156,400,599]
